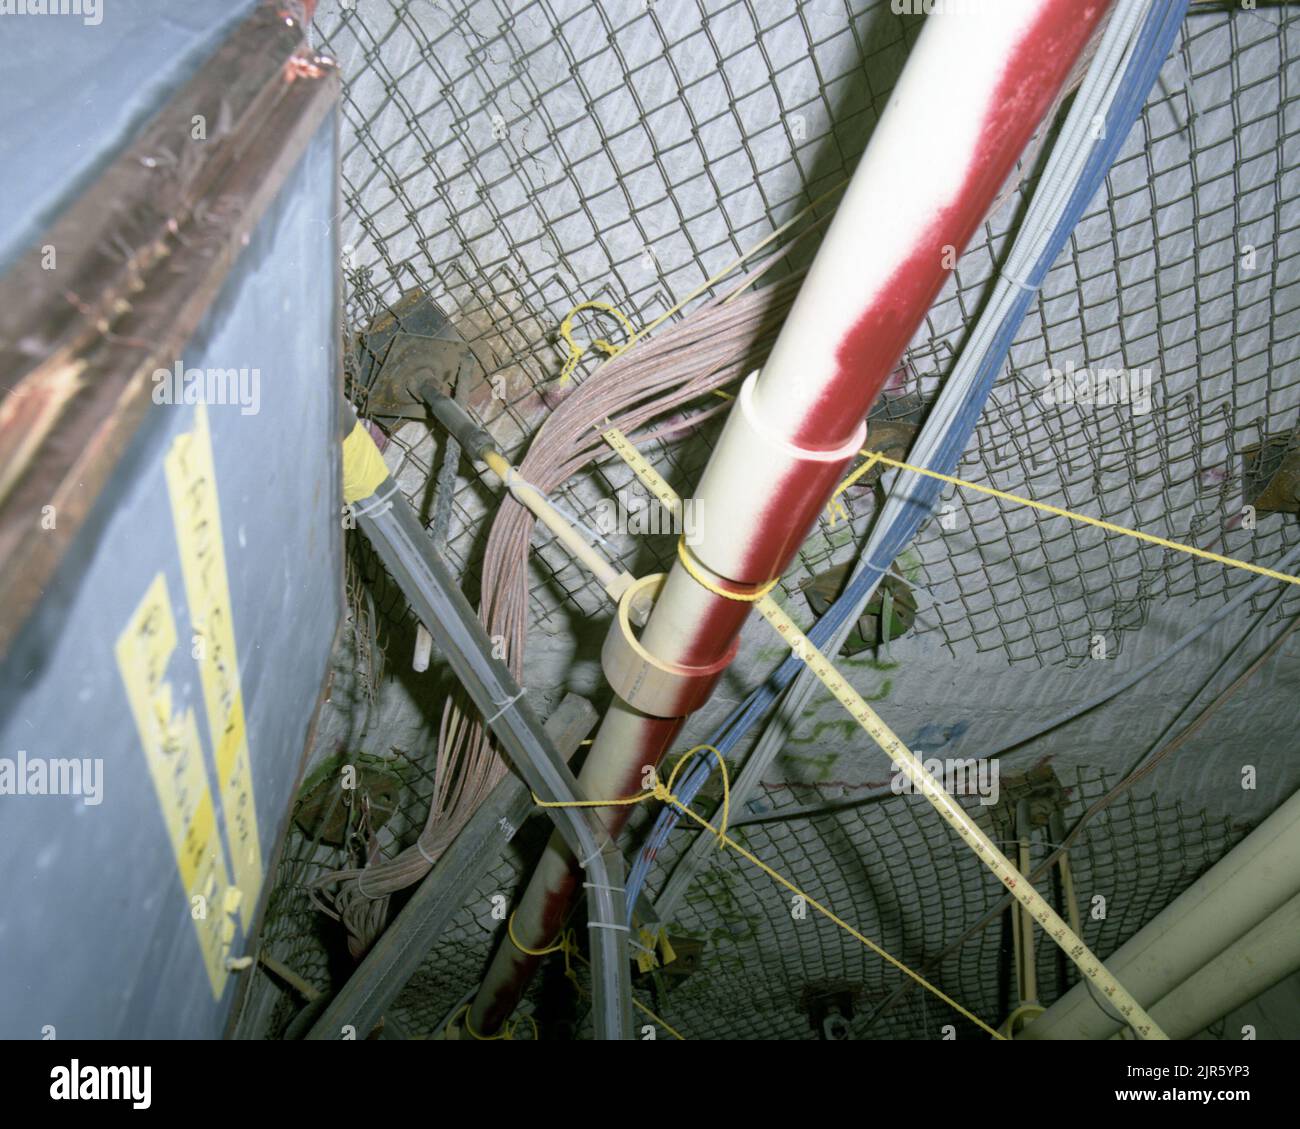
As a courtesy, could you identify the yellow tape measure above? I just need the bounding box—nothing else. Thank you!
[601,426,1166,1040]
[603,426,683,516]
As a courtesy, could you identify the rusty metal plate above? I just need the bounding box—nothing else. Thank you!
[363,331,475,421]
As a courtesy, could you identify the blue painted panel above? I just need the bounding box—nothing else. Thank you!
[0,113,341,1038]
[0,0,259,270]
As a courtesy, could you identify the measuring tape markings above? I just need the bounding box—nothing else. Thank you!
[601,426,1165,1039]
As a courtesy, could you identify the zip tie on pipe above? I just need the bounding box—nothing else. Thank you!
[582,881,622,893]
[415,837,439,866]
[587,921,631,933]
[576,837,616,870]
[351,479,400,518]
[1001,270,1042,293]
[483,687,526,724]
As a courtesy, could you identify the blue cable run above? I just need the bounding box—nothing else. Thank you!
[626,0,1190,923]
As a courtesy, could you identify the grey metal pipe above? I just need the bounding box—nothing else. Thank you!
[352,473,634,1039]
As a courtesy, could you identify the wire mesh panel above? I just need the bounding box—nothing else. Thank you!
[630,765,1244,1040]
[321,764,1239,1040]
[318,0,1300,664]
[235,1,1300,1038]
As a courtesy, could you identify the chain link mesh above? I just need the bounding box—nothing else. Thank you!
[236,1,1299,1037]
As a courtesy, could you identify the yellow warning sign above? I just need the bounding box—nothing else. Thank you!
[164,402,263,916]
[115,574,235,998]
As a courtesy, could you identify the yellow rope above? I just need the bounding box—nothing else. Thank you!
[664,744,730,846]
[533,755,1004,1040]
[867,450,1300,588]
[630,996,687,1041]
[676,538,781,603]
[824,451,883,526]
[557,301,639,386]
[591,425,1176,1038]
[504,909,689,1040]
[449,1003,538,1041]
[507,911,567,957]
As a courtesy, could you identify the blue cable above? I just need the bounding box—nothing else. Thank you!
[626,0,1190,922]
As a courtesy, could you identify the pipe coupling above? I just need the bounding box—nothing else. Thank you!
[601,573,739,718]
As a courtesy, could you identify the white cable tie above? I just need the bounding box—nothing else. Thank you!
[353,480,400,518]
[577,838,614,869]
[1002,269,1041,294]
[587,921,631,933]
[356,869,386,901]
[415,837,438,865]
[484,687,526,724]
[581,882,622,893]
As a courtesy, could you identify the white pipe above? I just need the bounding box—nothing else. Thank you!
[1021,786,1300,1040]
[752,2,1102,449]
[469,0,1112,1035]
[1116,891,1300,1041]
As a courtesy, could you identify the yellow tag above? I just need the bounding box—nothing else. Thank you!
[658,931,676,968]
[116,575,235,998]
[164,403,262,917]
[342,419,390,504]
[635,927,659,974]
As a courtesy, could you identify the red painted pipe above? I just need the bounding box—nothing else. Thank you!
[469,0,1110,1036]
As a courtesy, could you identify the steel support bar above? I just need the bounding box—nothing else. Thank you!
[351,476,633,1040]
[304,693,598,1040]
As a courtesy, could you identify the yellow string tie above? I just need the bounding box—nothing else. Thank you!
[506,911,568,957]
[867,450,1300,589]
[663,744,730,847]
[825,451,883,527]
[451,1004,539,1041]
[557,301,638,386]
[531,749,1004,1041]
[676,538,780,603]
